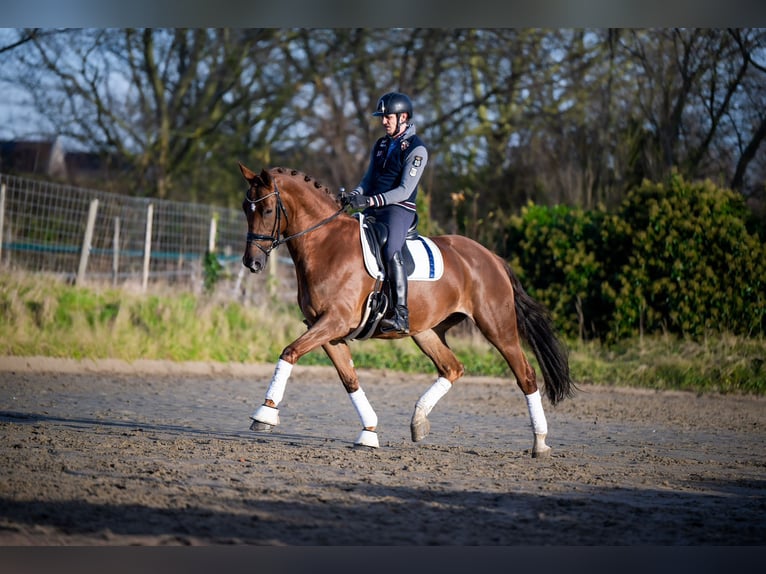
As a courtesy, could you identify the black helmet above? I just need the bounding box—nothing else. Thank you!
[372,92,413,118]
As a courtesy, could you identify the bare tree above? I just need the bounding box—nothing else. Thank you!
[4,27,763,236]
[10,28,296,200]
[0,28,42,55]
[727,28,766,195]
[614,28,766,194]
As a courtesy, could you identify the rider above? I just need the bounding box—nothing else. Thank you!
[343,91,428,335]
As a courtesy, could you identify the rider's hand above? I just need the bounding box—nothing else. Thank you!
[346,193,370,210]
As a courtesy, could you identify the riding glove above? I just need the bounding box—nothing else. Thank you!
[346,193,370,210]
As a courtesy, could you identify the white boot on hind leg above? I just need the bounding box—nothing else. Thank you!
[525,390,551,458]
[411,377,452,442]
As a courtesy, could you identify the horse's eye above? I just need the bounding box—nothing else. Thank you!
[264,208,274,215]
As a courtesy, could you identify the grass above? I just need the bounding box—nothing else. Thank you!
[1,271,764,396]
[567,334,766,395]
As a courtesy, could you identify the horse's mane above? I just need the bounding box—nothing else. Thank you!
[272,167,341,208]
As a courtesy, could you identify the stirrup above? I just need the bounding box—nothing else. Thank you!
[380,324,409,335]
[379,311,409,334]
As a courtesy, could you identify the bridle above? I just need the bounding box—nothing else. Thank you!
[244,177,347,258]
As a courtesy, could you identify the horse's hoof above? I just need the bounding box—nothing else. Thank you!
[410,406,431,442]
[411,422,430,442]
[531,446,552,458]
[531,432,551,458]
[354,429,379,449]
[250,420,275,432]
[250,405,279,432]
[251,404,279,424]
[410,407,431,442]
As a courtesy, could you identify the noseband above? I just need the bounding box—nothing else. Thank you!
[245,178,347,258]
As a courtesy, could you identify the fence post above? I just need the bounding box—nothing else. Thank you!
[208,215,217,253]
[142,203,154,292]
[76,199,99,285]
[0,183,5,265]
[112,217,120,285]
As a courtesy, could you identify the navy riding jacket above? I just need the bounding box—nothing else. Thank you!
[353,123,428,213]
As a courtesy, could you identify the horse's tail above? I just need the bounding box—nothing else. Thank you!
[506,264,576,406]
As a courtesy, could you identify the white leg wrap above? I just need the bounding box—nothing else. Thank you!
[349,388,378,429]
[264,359,293,406]
[525,390,548,435]
[415,376,452,416]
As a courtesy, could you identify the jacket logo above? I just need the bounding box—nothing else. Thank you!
[413,156,422,167]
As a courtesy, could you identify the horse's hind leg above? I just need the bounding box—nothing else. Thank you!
[322,339,379,448]
[410,324,465,442]
[473,307,551,458]
[505,346,551,458]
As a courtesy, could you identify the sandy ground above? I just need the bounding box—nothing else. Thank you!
[0,355,764,546]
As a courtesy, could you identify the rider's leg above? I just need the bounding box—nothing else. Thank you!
[376,208,413,335]
[379,251,409,334]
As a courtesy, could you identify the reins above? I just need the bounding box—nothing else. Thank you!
[245,178,348,257]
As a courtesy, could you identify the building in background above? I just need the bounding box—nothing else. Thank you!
[0,137,127,189]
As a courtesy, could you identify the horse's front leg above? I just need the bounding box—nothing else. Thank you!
[249,316,379,447]
[249,316,339,432]
[249,357,291,431]
[322,339,379,448]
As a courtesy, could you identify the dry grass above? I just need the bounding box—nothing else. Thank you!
[1,270,763,395]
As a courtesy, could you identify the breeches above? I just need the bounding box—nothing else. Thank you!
[369,206,416,262]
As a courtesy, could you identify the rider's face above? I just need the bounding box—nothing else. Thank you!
[382,113,407,137]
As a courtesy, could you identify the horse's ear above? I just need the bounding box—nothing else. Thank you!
[259,168,272,187]
[239,162,256,181]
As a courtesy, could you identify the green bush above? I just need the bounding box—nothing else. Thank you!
[202,250,225,293]
[505,203,617,340]
[612,173,766,339]
[504,173,765,341]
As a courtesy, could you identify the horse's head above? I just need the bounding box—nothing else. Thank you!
[239,163,285,273]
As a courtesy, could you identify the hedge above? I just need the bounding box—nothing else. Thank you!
[505,173,765,340]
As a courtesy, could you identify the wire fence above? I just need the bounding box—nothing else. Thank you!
[0,172,295,302]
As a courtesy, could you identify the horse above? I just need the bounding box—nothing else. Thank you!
[239,164,576,457]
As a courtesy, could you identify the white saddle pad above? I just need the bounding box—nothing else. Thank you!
[355,213,444,281]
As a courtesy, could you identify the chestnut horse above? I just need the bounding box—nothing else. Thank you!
[240,164,575,457]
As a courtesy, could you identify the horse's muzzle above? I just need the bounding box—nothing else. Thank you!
[242,255,264,273]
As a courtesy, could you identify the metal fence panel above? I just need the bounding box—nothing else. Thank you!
[0,172,271,296]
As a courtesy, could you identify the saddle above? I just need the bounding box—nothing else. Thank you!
[345,213,444,341]
[359,213,418,278]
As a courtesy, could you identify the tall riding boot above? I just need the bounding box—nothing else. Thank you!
[379,251,410,334]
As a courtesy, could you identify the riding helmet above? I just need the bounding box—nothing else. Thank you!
[373,92,413,118]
